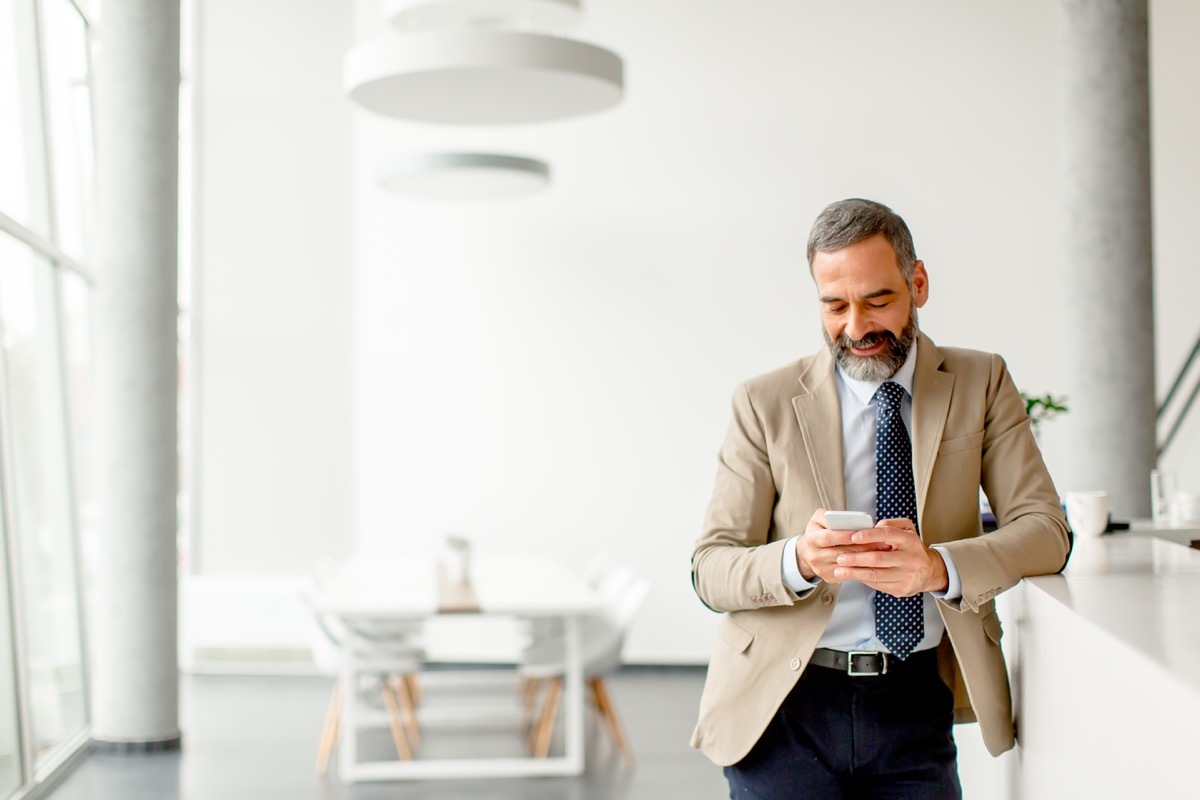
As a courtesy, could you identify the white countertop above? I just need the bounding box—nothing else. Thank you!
[1025,526,1200,695]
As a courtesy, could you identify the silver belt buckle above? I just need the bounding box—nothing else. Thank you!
[846,650,887,676]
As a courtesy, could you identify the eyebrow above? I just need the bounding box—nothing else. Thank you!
[819,288,899,304]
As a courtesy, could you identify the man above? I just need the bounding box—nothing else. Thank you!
[690,199,1070,798]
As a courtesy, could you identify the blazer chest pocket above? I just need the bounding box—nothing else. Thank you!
[938,430,985,456]
[718,615,755,654]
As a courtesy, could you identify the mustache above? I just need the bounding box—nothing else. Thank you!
[824,307,918,382]
[837,329,901,352]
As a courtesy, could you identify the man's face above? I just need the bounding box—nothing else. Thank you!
[811,233,929,382]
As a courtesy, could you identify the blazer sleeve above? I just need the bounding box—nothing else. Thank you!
[938,354,1071,613]
[691,382,800,613]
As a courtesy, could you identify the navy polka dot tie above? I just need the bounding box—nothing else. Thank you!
[873,381,923,660]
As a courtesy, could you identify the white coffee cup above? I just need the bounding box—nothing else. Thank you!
[1065,491,1109,539]
[1171,491,1200,525]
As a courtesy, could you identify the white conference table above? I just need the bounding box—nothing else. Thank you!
[313,554,602,782]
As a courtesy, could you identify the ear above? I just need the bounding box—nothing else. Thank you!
[911,261,929,308]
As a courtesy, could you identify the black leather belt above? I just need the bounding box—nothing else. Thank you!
[809,648,893,676]
[809,647,937,676]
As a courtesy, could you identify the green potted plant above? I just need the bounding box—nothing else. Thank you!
[980,392,1068,530]
[1021,391,1069,437]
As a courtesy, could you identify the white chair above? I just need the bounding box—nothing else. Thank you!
[517,553,627,712]
[303,585,426,775]
[519,567,650,761]
[581,551,621,588]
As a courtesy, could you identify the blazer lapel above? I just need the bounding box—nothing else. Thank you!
[912,333,954,531]
[792,347,846,512]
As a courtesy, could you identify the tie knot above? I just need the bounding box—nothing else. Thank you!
[875,381,906,412]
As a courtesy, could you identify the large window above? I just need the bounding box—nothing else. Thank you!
[0,0,95,796]
[0,237,87,766]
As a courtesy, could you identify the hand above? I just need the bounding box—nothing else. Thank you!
[796,509,892,583]
[829,517,949,596]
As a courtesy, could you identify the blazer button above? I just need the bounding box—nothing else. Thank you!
[821,591,833,606]
[789,657,801,671]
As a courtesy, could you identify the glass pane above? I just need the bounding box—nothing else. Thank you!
[41,0,94,260]
[0,480,23,800]
[0,233,86,765]
[0,0,33,227]
[58,270,92,592]
[57,268,96,680]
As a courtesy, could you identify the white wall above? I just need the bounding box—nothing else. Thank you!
[1149,1,1200,499]
[193,0,1200,665]
[195,0,355,578]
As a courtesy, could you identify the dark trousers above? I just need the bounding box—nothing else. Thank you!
[724,649,961,800]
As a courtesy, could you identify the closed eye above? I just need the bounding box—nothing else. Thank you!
[820,289,898,312]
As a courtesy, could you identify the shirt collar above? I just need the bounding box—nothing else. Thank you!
[836,336,919,405]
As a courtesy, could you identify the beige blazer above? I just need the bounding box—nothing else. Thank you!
[690,334,1070,766]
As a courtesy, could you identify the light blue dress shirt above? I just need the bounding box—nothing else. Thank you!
[782,339,963,654]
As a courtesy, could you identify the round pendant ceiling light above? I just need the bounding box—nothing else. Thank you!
[344,30,623,124]
[383,0,582,31]
[379,153,550,199]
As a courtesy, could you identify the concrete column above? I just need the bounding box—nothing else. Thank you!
[91,0,181,747]
[1058,0,1155,520]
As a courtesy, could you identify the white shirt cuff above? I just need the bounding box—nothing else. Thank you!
[929,545,962,600]
[782,536,821,594]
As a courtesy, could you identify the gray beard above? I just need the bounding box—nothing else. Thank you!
[823,308,919,382]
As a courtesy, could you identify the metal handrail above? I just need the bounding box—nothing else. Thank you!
[1158,337,1200,419]
[1157,332,1200,458]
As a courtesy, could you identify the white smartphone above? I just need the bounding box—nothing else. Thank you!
[824,510,875,531]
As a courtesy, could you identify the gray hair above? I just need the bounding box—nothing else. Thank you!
[806,199,918,286]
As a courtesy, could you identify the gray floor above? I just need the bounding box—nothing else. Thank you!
[44,667,728,800]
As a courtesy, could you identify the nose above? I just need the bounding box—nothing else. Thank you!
[844,306,872,342]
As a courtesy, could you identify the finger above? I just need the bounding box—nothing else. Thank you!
[832,565,881,583]
[851,572,915,593]
[828,542,894,554]
[850,526,917,548]
[808,529,857,549]
[875,517,917,533]
[835,550,893,568]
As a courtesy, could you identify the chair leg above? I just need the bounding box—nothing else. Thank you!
[588,676,605,713]
[530,677,562,758]
[380,679,414,760]
[315,681,341,775]
[404,672,422,706]
[520,677,543,730]
[391,674,421,747]
[590,677,633,764]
